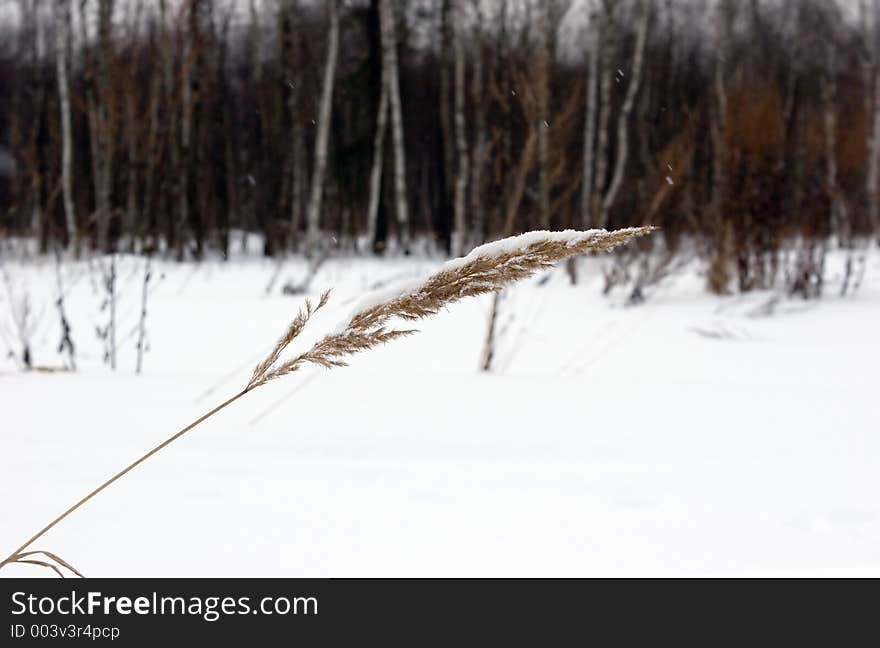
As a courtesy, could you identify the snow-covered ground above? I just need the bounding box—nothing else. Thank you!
[1,247,879,577]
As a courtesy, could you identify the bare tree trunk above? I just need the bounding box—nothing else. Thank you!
[707,1,732,294]
[439,0,454,240]
[78,0,100,245]
[158,0,179,254]
[710,90,727,232]
[469,0,487,245]
[451,0,469,256]
[379,0,409,251]
[590,5,614,227]
[600,1,649,226]
[485,55,543,369]
[822,46,845,244]
[178,2,195,259]
[125,86,138,251]
[366,78,389,251]
[55,0,76,252]
[305,0,340,252]
[290,96,306,247]
[95,0,115,253]
[580,17,600,229]
[143,25,161,249]
[122,0,143,252]
[502,130,538,236]
[571,20,601,284]
[535,3,551,230]
[25,0,47,251]
[281,0,305,249]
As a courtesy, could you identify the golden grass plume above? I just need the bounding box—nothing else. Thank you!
[246,227,654,390]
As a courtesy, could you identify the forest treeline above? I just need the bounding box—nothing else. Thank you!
[2,0,880,296]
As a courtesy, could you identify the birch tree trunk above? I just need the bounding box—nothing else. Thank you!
[600,1,649,226]
[305,0,340,252]
[55,0,76,252]
[451,0,469,256]
[379,0,410,251]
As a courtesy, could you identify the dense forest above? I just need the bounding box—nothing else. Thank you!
[1,0,879,296]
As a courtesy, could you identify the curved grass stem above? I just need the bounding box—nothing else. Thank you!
[0,389,249,573]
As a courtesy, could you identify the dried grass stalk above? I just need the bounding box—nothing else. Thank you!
[246,289,331,390]
[0,227,654,576]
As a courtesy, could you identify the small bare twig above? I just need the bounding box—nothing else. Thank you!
[53,245,76,371]
[135,254,152,374]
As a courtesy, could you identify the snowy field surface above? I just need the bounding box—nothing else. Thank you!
[1,248,879,577]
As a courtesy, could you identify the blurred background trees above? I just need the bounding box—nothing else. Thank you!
[0,0,877,296]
